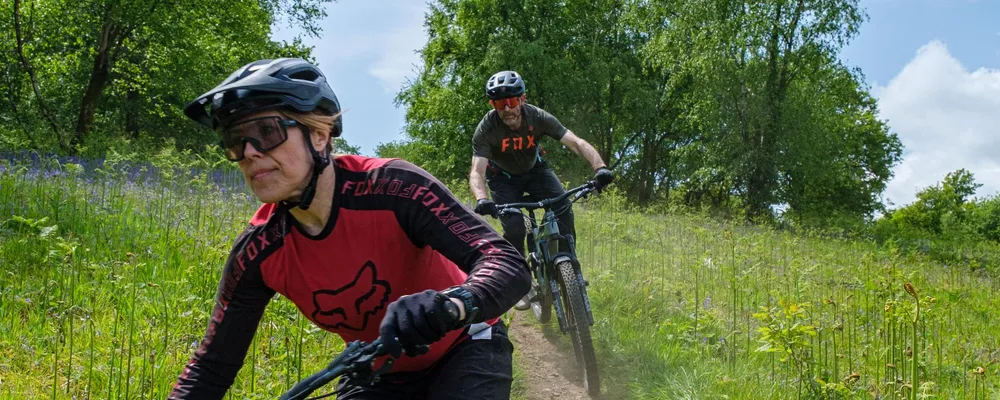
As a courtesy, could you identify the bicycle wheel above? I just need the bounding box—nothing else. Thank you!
[556,260,600,395]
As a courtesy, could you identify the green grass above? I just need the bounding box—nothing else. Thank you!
[570,199,1000,399]
[2,159,999,399]
[0,163,348,398]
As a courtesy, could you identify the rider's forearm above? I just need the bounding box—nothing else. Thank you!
[384,160,530,322]
[469,170,490,201]
[577,140,607,171]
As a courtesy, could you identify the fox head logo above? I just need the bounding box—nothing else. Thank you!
[311,261,391,331]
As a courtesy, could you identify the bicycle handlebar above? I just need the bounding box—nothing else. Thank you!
[279,301,461,399]
[492,180,598,217]
[279,338,390,400]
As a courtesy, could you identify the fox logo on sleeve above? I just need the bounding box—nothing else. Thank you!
[311,261,391,331]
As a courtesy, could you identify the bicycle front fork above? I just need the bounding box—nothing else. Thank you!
[551,278,568,333]
[578,268,594,326]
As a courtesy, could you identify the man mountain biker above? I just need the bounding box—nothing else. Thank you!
[468,70,613,311]
[170,58,529,399]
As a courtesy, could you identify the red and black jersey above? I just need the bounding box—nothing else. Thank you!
[169,156,529,399]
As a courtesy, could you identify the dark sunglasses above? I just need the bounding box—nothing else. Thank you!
[489,95,523,111]
[217,117,301,161]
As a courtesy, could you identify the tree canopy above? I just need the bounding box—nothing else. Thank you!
[387,0,903,225]
[1,0,909,226]
[0,0,339,156]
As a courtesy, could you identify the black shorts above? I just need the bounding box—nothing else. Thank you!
[486,160,576,256]
[336,320,514,400]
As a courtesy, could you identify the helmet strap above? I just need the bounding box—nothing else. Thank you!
[281,127,331,211]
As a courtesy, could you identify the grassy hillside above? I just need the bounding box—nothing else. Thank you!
[572,200,999,399]
[1,157,997,399]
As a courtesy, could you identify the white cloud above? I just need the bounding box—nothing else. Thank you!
[271,0,427,94]
[875,40,1000,207]
[364,2,427,94]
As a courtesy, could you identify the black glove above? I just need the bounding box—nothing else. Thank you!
[379,290,460,359]
[474,198,497,217]
[594,167,614,190]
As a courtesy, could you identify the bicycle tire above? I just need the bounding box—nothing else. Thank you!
[556,260,600,396]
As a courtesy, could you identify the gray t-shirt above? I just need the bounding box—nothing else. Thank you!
[472,104,568,175]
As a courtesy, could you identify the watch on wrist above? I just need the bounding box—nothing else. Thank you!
[440,286,480,328]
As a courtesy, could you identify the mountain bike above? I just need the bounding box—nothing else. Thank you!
[279,302,467,399]
[492,180,601,396]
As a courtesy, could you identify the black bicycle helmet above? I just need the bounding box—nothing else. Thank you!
[485,70,525,100]
[184,58,341,211]
[184,58,343,137]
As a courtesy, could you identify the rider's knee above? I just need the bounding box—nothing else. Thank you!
[499,214,527,236]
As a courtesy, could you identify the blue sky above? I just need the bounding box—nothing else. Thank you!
[840,0,999,86]
[271,0,1000,206]
[270,0,426,156]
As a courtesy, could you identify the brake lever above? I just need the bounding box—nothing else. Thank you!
[347,338,427,386]
[576,182,598,199]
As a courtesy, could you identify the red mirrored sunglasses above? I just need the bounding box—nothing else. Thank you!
[489,95,524,111]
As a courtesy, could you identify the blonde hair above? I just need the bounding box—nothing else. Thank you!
[278,110,344,153]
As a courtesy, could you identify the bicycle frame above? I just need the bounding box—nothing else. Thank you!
[496,181,597,332]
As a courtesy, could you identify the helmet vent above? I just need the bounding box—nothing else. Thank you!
[289,70,320,82]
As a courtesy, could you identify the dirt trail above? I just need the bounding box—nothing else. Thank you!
[508,311,594,400]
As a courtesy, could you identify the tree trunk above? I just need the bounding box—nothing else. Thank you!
[637,130,656,204]
[73,18,121,150]
[745,0,796,221]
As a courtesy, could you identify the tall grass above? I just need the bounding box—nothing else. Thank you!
[1,156,345,398]
[3,155,999,399]
[574,194,999,399]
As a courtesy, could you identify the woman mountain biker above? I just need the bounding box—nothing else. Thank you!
[169,58,530,399]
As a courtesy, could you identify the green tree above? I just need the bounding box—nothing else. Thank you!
[778,61,903,226]
[1,0,335,155]
[643,0,901,222]
[888,169,981,235]
[389,0,902,225]
[334,137,361,155]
